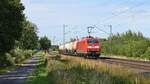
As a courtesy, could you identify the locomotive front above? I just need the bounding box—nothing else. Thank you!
[76,37,101,58]
[86,38,101,58]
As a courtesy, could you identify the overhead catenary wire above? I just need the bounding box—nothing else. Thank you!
[62,1,149,43]
[94,25,110,35]
[92,0,150,39]
[96,0,149,25]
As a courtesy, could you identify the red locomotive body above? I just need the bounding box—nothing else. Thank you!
[59,37,101,58]
[76,37,101,58]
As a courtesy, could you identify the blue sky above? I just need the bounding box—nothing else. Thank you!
[21,0,150,44]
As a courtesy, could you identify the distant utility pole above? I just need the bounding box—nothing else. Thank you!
[53,36,56,45]
[87,26,94,37]
[108,25,113,56]
[107,25,112,39]
[63,24,68,49]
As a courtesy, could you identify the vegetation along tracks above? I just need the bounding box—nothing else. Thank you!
[60,54,150,76]
[62,55,150,72]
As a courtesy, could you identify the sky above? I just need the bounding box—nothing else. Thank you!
[21,0,150,45]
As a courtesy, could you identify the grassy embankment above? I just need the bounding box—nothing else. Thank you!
[28,51,150,84]
[0,49,35,74]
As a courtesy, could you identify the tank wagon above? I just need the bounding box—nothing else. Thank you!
[59,37,101,58]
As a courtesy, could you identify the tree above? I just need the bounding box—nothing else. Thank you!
[39,36,51,50]
[19,21,39,50]
[0,0,25,54]
[102,30,150,59]
[0,0,25,65]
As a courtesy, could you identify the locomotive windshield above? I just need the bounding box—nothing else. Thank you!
[88,40,99,44]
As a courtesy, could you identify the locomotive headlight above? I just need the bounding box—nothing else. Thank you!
[88,46,99,48]
[88,46,93,48]
[95,46,99,48]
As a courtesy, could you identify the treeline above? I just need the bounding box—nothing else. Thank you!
[102,30,150,59]
[0,0,51,66]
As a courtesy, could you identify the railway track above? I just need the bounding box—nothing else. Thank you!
[62,54,150,72]
[60,54,150,77]
[99,57,150,72]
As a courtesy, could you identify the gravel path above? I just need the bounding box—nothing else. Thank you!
[0,56,39,84]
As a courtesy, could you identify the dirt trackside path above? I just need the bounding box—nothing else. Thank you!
[0,55,40,84]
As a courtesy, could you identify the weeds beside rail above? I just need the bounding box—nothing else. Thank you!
[47,54,150,84]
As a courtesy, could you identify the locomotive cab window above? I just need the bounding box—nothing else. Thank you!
[88,40,99,44]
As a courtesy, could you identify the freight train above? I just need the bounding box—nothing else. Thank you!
[59,37,101,58]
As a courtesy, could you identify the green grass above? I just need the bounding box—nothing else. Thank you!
[47,57,131,84]
[47,55,150,84]
[27,52,150,84]
[27,63,49,84]
[27,52,49,84]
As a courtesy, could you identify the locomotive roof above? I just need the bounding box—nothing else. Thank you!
[82,37,99,40]
[59,37,100,46]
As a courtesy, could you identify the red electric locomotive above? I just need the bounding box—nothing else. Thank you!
[76,37,101,58]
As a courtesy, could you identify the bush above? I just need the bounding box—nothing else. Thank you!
[141,47,150,59]
[5,53,15,66]
[9,48,25,63]
[0,53,15,66]
[24,50,34,59]
[1,48,35,66]
[102,30,150,60]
